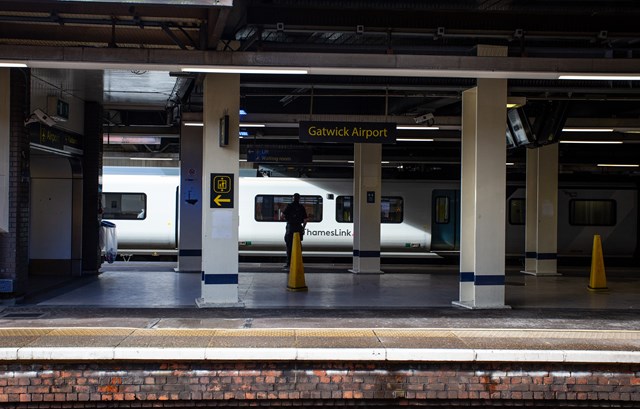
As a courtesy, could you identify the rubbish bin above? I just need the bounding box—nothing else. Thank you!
[100,220,118,263]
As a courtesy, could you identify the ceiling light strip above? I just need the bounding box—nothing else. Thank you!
[562,128,614,132]
[0,62,27,68]
[181,67,308,75]
[597,164,639,168]
[559,75,640,81]
[396,125,439,130]
[560,140,623,144]
[396,138,434,142]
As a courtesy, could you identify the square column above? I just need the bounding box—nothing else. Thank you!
[0,69,9,233]
[453,78,509,309]
[350,143,383,274]
[522,143,560,276]
[176,113,203,274]
[196,74,243,308]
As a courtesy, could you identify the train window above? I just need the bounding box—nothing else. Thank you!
[254,195,323,222]
[509,199,526,225]
[569,200,616,226]
[102,192,147,220]
[434,196,449,224]
[335,196,353,222]
[336,196,404,223]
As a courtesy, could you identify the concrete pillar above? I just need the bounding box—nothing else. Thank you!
[457,88,477,304]
[176,113,203,274]
[0,69,8,234]
[0,68,30,300]
[523,148,538,273]
[350,143,383,274]
[523,143,560,276]
[82,101,102,275]
[453,77,509,309]
[196,74,243,307]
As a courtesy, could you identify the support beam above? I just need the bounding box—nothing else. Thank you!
[196,74,243,308]
[351,143,383,274]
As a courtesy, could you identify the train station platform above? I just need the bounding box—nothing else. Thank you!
[1,262,639,407]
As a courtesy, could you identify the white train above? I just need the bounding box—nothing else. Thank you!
[101,166,638,260]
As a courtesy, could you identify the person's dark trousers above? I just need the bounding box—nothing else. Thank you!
[284,232,293,267]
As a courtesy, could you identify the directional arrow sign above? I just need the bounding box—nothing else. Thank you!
[210,173,234,208]
[213,195,231,207]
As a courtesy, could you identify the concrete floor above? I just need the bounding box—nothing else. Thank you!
[24,261,640,310]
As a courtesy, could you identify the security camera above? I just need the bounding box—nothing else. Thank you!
[24,108,57,127]
[414,113,435,126]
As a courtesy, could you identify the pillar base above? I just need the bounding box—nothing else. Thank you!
[349,269,384,275]
[521,270,562,277]
[174,268,202,274]
[452,300,511,310]
[195,298,245,308]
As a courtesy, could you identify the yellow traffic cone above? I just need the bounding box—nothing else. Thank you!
[588,234,608,291]
[287,232,308,292]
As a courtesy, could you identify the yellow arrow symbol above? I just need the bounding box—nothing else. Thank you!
[213,194,231,207]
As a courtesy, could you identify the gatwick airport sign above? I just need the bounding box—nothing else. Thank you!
[299,121,396,144]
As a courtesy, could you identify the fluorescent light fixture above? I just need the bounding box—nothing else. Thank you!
[559,75,640,81]
[239,159,247,162]
[597,163,639,168]
[396,125,439,130]
[0,62,27,68]
[181,67,308,75]
[506,162,515,166]
[560,140,623,144]
[103,136,161,145]
[239,123,265,128]
[396,138,434,142]
[130,157,174,161]
[381,161,390,164]
[184,122,204,127]
[562,128,614,132]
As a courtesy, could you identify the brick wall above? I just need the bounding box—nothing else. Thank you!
[0,68,30,299]
[0,361,639,407]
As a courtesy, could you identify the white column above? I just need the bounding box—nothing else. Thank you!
[351,143,383,274]
[457,88,477,303]
[453,77,509,309]
[176,113,203,273]
[523,148,539,273]
[0,69,9,233]
[196,74,243,307]
[529,143,560,276]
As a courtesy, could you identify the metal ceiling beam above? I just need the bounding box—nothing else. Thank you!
[6,45,640,79]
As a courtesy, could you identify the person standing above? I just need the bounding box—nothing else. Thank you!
[283,193,308,269]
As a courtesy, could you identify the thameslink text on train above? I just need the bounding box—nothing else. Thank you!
[307,126,389,140]
[305,228,352,237]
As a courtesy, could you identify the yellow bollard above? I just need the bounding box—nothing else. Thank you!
[287,232,308,292]
[588,234,608,291]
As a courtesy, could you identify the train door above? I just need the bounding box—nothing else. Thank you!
[431,189,460,251]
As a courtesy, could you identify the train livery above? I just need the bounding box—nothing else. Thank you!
[101,166,638,260]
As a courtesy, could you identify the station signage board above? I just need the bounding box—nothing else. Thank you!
[246,147,312,163]
[299,121,396,144]
[210,173,234,208]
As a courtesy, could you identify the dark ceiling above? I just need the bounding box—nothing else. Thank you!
[3,0,640,178]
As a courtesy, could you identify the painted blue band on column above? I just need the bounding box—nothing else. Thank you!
[202,273,238,285]
[537,253,557,260]
[352,250,381,257]
[460,272,474,282]
[179,249,202,257]
[525,252,536,259]
[474,275,505,286]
